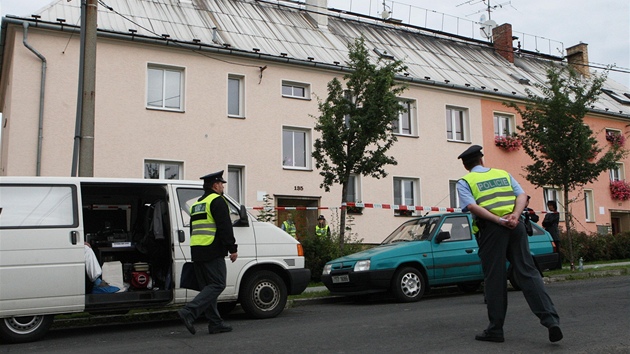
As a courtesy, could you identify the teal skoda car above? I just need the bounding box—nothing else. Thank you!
[321,213,559,302]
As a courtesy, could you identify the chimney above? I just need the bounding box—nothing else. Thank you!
[305,0,328,29]
[566,43,590,78]
[492,23,514,63]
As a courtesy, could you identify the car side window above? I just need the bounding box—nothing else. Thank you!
[439,216,471,242]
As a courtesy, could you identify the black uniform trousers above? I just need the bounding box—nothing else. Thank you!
[477,220,560,336]
[180,257,227,326]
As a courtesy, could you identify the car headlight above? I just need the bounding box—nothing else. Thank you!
[322,264,332,275]
[354,260,371,272]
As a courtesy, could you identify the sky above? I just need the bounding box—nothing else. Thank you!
[1,0,629,87]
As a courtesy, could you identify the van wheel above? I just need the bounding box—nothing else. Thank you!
[0,315,54,344]
[391,267,425,302]
[240,270,287,319]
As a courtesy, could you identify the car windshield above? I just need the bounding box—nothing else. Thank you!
[381,216,440,244]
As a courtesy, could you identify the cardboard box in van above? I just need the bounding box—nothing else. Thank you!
[0,177,310,343]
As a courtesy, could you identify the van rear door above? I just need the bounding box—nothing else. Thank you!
[0,180,85,316]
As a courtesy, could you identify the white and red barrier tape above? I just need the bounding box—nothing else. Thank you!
[248,202,557,214]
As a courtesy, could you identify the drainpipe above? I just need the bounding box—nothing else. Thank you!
[22,22,47,176]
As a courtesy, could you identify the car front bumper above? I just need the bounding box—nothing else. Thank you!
[321,269,395,295]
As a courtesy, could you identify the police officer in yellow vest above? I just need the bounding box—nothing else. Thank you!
[456,145,562,344]
[177,170,238,335]
[281,213,297,238]
[315,215,330,237]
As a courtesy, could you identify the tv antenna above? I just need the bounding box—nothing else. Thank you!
[458,0,513,21]
[380,0,391,20]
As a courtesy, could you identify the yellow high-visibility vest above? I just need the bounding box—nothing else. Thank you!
[461,168,516,217]
[190,194,223,246]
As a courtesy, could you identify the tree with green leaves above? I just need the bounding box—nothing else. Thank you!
[507,66,627,269]
[312,37,408,249]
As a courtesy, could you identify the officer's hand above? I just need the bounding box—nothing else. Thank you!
[229,252,238,263]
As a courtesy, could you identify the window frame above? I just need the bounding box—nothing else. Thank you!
[144,160,183,180]
[449,180,460,209]
[393,177,419,216]
[228,74,245,118]
[584,189,595,222]
[282,127,311,170]
[393,98,417,136]
[146,64,185,111]
[227,166,245,204]
[543,187,564,222]
[281,80,310,100]
[445,106,469,142]
[494,113,515,137]
[609,162,625,181]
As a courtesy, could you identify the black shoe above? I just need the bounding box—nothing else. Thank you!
[475,330,504,343]
[177,310,196,335]
[209,323,233,334]
[549,326,563,342]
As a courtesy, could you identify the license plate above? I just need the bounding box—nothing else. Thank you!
[332,274,349,283]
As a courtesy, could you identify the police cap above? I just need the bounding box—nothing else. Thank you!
[457,145,484,163]
[318,215,325,220]
[200,170,227,183]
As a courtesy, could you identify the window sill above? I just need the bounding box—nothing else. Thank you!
[281,95,311,101]
[282,166,313,171]
[228,115,246,119]
[146,106,185,113]
[394,133,419,138]
[447,139,470,144]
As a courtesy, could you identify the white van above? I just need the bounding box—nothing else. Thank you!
[0,177,310,343]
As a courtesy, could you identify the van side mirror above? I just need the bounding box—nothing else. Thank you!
[234,205,249,227]
[435,231,451,244]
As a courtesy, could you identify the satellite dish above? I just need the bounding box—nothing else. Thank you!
[480,14,486,23]
[480,19,497,39]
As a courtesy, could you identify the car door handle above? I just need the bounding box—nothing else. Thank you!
[465,249,474,253]
[70,231,78,245]
[178,230,186,243]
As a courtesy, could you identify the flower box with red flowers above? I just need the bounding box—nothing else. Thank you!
[494,134,522,152]
[610,180,630,201]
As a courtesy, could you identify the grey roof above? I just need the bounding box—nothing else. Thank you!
[5,0,630,116]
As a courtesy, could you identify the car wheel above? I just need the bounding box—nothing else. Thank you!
[0,315,54,344]
[240,270,287,319]
[391,267,425,302]
[457,282,482,293]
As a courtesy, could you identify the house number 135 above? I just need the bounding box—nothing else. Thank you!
[294,186,304,191]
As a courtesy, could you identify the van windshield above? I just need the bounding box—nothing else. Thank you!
[381,216,440,244]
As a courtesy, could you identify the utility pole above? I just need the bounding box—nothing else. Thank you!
[72,0,97,177]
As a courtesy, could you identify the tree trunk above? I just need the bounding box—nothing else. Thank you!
[339,182,347,251]
[563,187,576,271]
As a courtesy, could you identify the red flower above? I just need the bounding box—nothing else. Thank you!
[606,131,625,148]
[494,134,522,152]
[610,180,630,201]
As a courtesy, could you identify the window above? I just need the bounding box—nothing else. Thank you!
[0,185,77,228]
[393,99,416,136]
[394,177,419,216]
[439,216,472,241]
[228,74,244,117]
[446,106,469,142]
[494,113,515,137]
[282,127,310,169]
[584,190,594,222]
[282,81,309,99]
[144,160,182,179]
[147,65,184,111]
[345,174,363,214]
[610,163,625,181]
[228,166,244,204]
[449,180,460,209]
[343,90,355,128]
[543,187,564,221]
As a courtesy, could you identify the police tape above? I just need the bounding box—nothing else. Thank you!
[248,202,557,214]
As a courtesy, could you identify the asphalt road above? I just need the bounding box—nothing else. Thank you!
[2,276,629,353]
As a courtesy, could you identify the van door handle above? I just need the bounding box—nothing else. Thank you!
[70,231,78,245]
[465,249,474,253]
[178,230,185,243]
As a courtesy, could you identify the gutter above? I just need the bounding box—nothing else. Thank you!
[21,22,47,176]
